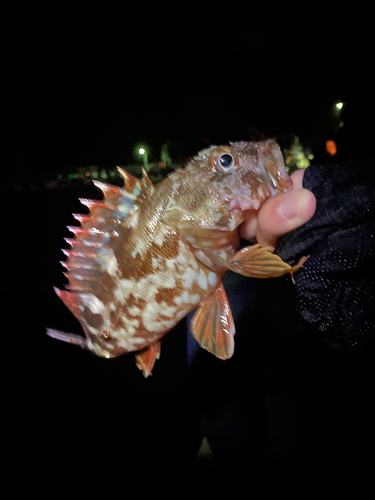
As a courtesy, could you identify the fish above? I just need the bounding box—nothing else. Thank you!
[47,140,307,376]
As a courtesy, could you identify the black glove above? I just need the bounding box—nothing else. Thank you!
[276,161,375,351]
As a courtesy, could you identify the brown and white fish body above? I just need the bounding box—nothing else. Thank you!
[47,140,305,376]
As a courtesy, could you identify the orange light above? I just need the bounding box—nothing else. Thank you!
[325,140,337,156]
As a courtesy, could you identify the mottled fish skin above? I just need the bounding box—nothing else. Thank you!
[48,140,296,371]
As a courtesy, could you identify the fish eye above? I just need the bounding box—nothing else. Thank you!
[212,153,237,173]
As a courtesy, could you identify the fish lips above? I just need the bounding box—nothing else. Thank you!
[258,140,293,196]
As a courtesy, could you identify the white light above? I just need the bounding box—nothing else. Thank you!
[139,148,145,155]
[335,102,343,110]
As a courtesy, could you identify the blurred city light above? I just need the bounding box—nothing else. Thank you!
[137,145,149,171]
[325,139,337,156]
[283,136,311,173]
[335,102,344,110]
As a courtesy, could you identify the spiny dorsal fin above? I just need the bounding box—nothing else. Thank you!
[117,166,142,194]
[56,168,147,326]
[141,168,154,192]
[93,180,127,199]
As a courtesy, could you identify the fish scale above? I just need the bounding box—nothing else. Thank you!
[47,141,307,376]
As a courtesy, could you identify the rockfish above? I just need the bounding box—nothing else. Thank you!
[47,140,306,376]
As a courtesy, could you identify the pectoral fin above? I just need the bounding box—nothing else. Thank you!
[191,284,235,360]
[227,243,308,281]
[163,208,243,250]
[135,342,161,378]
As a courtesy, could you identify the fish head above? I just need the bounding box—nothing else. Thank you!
[164,140,292,248]
[223,139,292,208]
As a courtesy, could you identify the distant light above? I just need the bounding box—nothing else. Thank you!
[85,171,90,177]
[335,102,344,110]
[139,148,145,155]
[308,154,314,160]
[325,140,337,156]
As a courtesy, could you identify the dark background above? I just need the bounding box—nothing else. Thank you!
[2,2,374,492]
[2,2,374,177]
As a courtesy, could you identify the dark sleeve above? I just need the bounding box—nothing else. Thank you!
[276,161,375,351]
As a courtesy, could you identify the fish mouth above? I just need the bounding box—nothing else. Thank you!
[259,140,292,196]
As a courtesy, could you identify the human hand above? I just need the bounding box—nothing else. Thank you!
[239,169,317,247]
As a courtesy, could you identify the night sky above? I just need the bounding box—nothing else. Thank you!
[2,2,373,177]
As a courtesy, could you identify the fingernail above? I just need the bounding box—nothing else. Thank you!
[278,190,302,220]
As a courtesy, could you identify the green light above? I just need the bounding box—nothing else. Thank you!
[136,145,149,171]
[335,102,343,110]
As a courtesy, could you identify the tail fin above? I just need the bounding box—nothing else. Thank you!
[46,328,88,350]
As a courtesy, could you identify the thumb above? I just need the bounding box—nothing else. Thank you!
[256,188,316,248]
